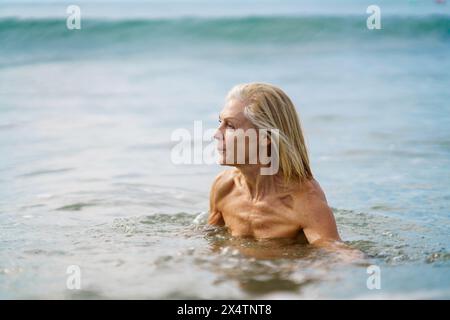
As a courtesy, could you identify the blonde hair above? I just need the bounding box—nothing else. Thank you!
[226,82,313,183]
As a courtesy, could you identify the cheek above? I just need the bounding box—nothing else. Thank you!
[223,131,235,146]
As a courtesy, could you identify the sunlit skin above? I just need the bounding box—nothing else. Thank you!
[209,98,355,252]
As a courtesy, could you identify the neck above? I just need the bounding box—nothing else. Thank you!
[236,165,284,200]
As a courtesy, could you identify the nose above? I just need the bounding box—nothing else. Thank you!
[214,124,224,141]
[214,129,221,141]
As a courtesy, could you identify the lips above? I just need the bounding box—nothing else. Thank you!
[217,142,225,153]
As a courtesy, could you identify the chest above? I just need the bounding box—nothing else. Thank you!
[219,195,300,238]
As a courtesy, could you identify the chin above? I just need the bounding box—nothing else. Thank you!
[216,153,226,165]
[217,158,232,166]
[217,154,235,167]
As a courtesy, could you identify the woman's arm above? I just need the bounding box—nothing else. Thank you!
[296,193,365,262]
[207,171,232,226]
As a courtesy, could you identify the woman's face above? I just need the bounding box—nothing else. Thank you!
[214,99,265,166]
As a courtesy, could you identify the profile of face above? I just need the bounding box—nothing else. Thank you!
[214,99,271,167]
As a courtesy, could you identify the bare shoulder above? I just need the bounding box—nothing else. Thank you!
[211,169,237,197]
[294,179,329,209]
[292,179,341,242]
[208,169,237,225]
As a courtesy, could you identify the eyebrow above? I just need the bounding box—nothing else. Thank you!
[219,114,239,122]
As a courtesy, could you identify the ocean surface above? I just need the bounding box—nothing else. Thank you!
[0,0,449,299]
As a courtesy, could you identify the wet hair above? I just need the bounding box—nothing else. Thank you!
[226,82,313,183]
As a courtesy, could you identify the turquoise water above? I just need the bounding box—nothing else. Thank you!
[0,0,449,299]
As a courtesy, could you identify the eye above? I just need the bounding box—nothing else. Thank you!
[226,122,235,129]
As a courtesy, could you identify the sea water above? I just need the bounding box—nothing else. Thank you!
[0,0,449,299]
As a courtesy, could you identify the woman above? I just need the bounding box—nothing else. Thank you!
[209,83,342,247]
